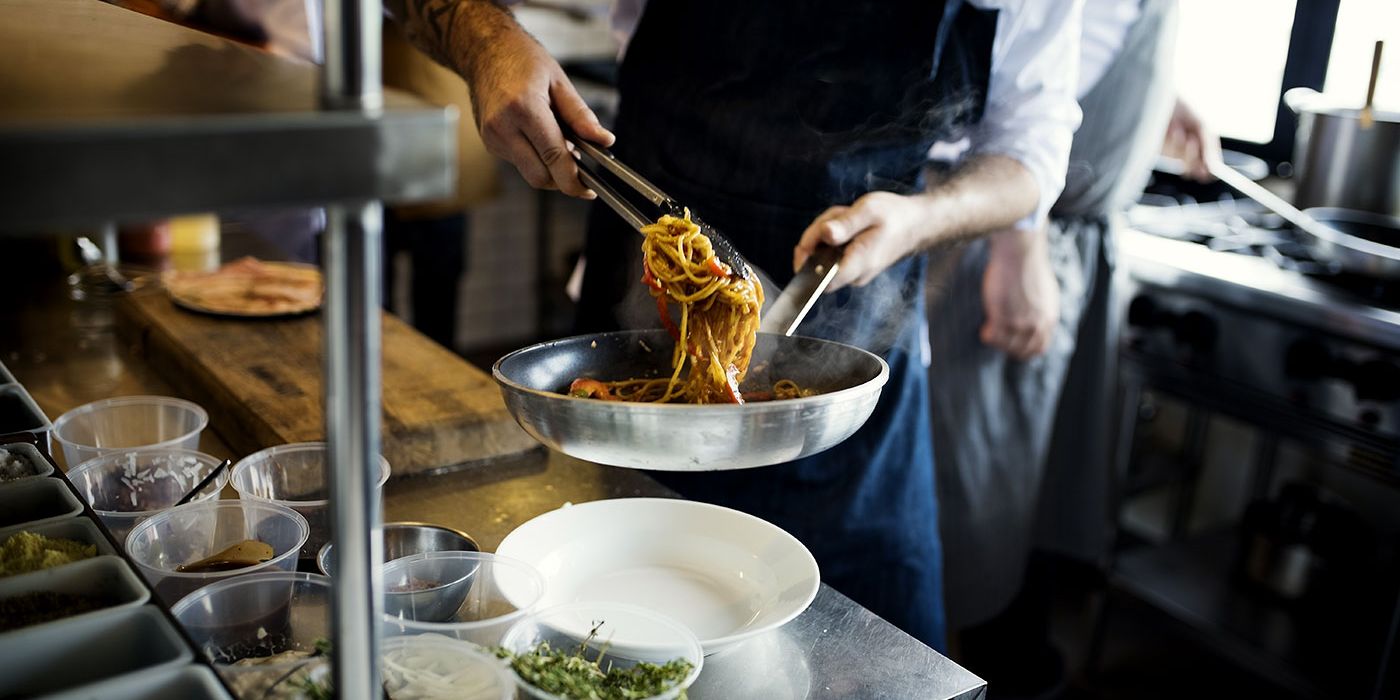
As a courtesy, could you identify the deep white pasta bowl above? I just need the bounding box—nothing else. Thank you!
[495,498,820,655]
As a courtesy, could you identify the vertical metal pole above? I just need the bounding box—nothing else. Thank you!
[321,0,382,112]
[323,204,384,698]
[321,0,383,695]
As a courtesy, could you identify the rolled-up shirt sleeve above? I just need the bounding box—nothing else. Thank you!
[968,0,1084,227]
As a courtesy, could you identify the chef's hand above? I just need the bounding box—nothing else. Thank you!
[794,191,938,290]
[979,226,1059,360]
[393,0,613,198]
[1163,97,1219,182]
[794,155,1041,289]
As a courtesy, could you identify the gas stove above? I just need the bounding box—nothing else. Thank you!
[1117,173,1400,469]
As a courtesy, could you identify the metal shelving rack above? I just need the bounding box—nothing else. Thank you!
[0,0,457,695]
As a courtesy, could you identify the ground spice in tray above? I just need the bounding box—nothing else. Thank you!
[0,531,97,577]
[0,591,113,632]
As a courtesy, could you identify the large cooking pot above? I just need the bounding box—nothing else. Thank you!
[1285,87,1400,217]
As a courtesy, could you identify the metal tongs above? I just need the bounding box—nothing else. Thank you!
[565,131,751,281]
[566,131,844,337]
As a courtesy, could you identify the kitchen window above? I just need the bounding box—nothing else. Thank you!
[1173,0,1396,164]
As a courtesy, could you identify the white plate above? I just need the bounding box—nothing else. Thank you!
[495,498,820,655]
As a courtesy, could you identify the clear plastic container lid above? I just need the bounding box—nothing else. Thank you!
[382,634,515,700]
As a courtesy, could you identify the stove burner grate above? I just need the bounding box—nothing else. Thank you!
[1131,178,1400,309]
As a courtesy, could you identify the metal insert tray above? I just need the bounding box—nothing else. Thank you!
[41,664,232,700]
[0,476,83,529]
[0,506,116,557]
[0,605,193,696]
[0,555,150,636]
[0,383,51,440]
[0,439,55,486]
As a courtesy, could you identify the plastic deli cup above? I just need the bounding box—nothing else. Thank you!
[67,448,228,545]
[230,442,391,559]
[51,396,207,469]
[171,571,332,700]
[499,602,704,700]
[125,500,308,605]
[381,635,515,700]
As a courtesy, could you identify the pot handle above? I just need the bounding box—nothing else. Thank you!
[1283,86,1320,115]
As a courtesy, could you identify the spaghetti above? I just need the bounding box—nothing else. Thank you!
[570,212,810,404]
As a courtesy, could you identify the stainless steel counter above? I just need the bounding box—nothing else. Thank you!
[386,449,986,700]
[4,273,986,700]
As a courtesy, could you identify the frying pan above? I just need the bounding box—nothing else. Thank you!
[1301,207,1400,280]
[492,330,889,471]
[1211,160,1400,280]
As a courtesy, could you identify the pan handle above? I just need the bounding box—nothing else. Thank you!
[1208,159,1342,245]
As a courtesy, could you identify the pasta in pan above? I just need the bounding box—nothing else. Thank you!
[569,212,813,404]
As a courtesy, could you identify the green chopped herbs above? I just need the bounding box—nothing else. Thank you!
[495,623,695,700]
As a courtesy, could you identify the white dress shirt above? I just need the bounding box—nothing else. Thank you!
[609,0,1085,227]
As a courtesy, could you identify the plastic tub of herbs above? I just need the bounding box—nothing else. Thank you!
[497,602,703,700]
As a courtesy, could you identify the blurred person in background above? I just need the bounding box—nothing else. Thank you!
[381,21,499,349]
[929,0,1218,696]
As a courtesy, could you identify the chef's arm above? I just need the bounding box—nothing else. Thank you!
[384,0,613,198]
[795,0,1082,290]
[794,154,1037,289]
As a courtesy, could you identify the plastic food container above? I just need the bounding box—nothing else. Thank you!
[499,602,704,700]
[0,605,193,696]
[382,634,515,700]
[68,448,228,546]
[0,517,117,579]
[171,571,331,699]
[382,551,546,646]
[42,664,233,700]
[231,442,391,558]
[0,556,149,636]
[0,476,83,529]
[0,384,52,441]
[51,396,207,469]
[0,441,54,486]
[125,500,308,605]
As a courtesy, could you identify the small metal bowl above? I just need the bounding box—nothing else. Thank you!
[381,552,480,623]
[315,521,480,576]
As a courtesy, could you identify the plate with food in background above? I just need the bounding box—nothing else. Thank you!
[164,257,322,318]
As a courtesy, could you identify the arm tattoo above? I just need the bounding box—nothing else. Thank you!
[389,0,515,76]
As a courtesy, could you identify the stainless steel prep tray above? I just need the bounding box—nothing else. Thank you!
[0,476,83,530]
[0,440,56,486]
[0,555,150,638]
[0,517,119,571]
[0,604,193,696]
[0,384,52,441]
[39,664,233,700]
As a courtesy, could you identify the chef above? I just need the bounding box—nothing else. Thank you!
[389,0,1083,648]
[930,0,1218,690]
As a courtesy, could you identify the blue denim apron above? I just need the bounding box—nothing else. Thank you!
[576,0,994,649]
